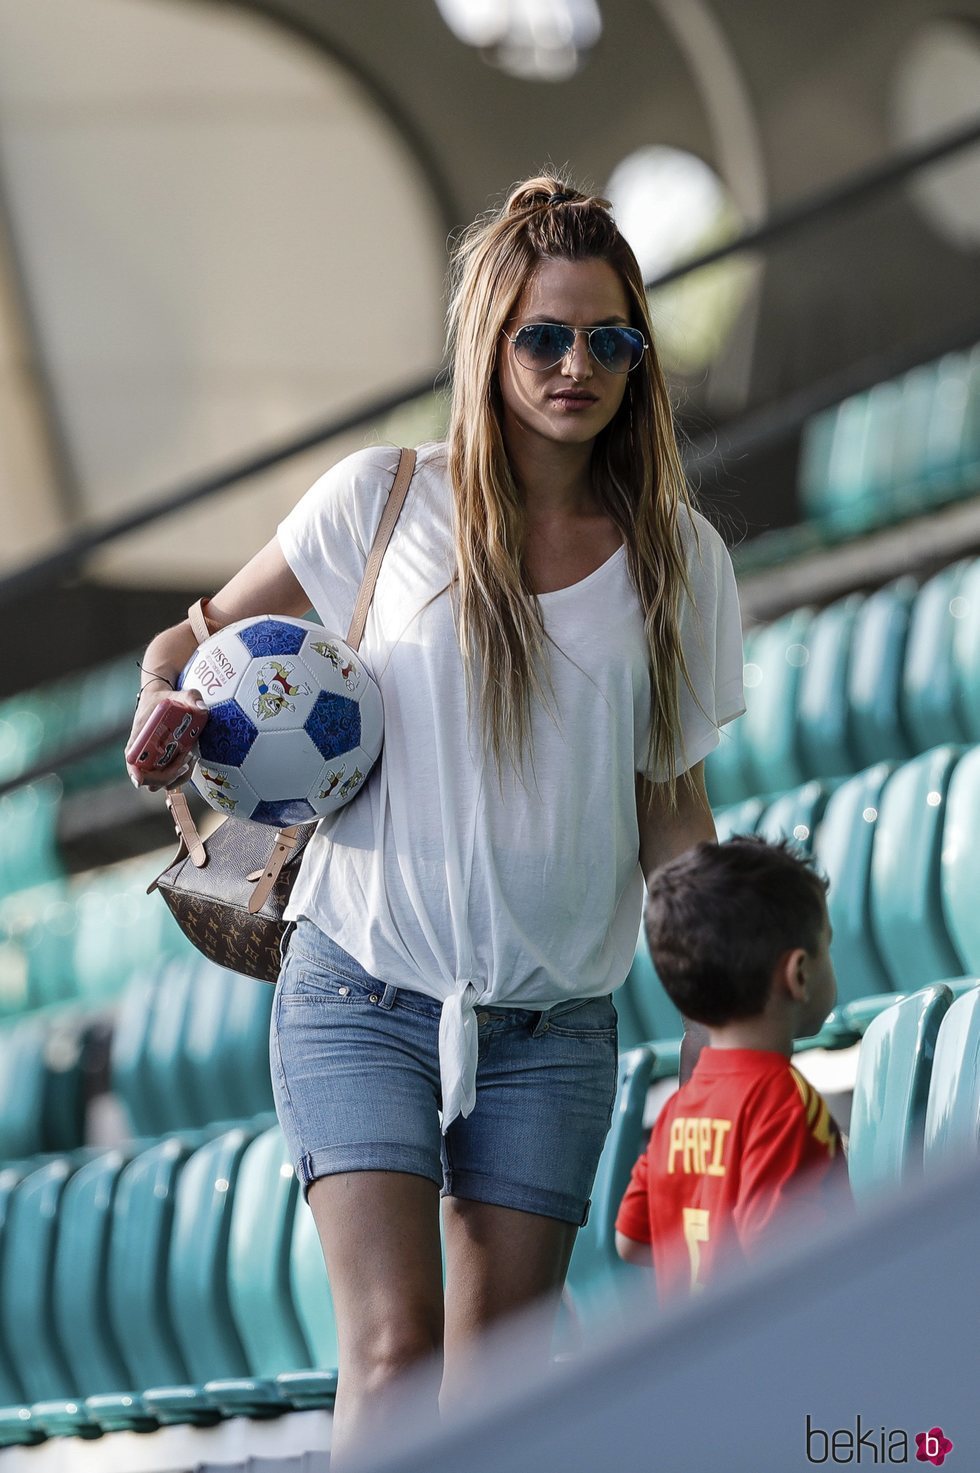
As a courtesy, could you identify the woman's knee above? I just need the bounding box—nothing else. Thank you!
[346,1308,444,1392]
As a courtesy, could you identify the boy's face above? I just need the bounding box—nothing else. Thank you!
[800,911,838,1035]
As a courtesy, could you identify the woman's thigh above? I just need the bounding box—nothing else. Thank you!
[442,995,620,1229]
[270,921,445,1197]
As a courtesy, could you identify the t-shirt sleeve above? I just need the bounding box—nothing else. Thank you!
[277,445,403,633]
[614,1146,653,1243]
[643,511,746,781]
[733,1073,849,1248]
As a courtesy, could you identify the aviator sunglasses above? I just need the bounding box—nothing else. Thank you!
[503,321,648,375]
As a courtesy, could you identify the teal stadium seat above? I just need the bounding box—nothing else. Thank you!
[206,1126,310,1414]
[901,562,972,754]
[755,779,833,854]
[796,594,863,780]
[797,406,838,525]
[922,350,976,504]
[275,1180,340,1410]
[811,763,897,1004]
[738,609,814,796]
[0,1018,48,1161]
[822,392,880,535]
[713,795,765,843]
[704,630,756,808]
[951,558,980,742]
[940,743,980,975]
[869,746,966,991]
[846,576,917,768]
[563,1045,656,1335]
[848,985,952,1206]
[923,984,980,1174]
[183,957,257,1126]
[624,922,684,1061]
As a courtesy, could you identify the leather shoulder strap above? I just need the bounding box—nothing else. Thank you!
[187,597,214,645]
[346,448,416,653]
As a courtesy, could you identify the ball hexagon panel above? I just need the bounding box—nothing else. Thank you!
[301,634,368,700]
[237,617,308,660]
[304,690,361,762]
[311,746,375,813]
[197,700,258,767]
[191,760,260,819]
[251,797,318,826]
[240,726,327,801]
[239,652,320,730]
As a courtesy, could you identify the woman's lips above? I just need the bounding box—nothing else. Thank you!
[549,392,599,411]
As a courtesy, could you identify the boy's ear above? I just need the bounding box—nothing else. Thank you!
[775,947,809,1003]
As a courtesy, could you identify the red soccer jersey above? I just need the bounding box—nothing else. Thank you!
[615,1048,849,1299]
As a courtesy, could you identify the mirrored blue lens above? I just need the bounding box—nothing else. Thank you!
[514,323,575,368]
[589,327,645,372]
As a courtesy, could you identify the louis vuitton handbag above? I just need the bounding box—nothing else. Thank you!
[148,447,416,982]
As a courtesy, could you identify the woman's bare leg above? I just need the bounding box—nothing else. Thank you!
[307,1171,444,1468]
[439,1197,577,1411]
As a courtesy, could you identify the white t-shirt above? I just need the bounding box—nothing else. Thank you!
[277,442,744,1129]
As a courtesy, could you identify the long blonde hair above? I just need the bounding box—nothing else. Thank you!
[446,172,700,806]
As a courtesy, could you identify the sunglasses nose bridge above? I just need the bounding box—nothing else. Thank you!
[563,327,594,376]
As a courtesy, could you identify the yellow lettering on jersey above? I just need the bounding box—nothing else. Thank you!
[667,1118,685,1173]
[707,1119,731,1176]
[667,1117,731,1174]
[683,1207,710,1290]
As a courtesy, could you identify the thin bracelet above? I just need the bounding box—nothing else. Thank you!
[136,664,176,703]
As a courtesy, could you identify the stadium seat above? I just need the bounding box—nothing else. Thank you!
[212,969,276,1122]
[0,1158,104,1439]
[869,746,966,990]
[625,921,684,1051]
[276,1188,340,1410]
[0,1018,48,1162]
[142,1126,286,1421]
[563,1045,656,1336]
[704,630,757,808]
[822,391,879,535]
[182,957,256,1126]
[941,743,980,974]
[846,576,917,769]
[97,1137,220,1429]
[0,1167,27,1411]
[889,363,942,521]
[713,795,765,843]
[811,762,896,1004]
[922,350,973,504]
[754,779,834,854]
[796,594,863,780]
[206,1126,311,1414]
[848,984,952,1206]
[901,563,972,754]
[951,558,980,742]
[923,984,980,1174]
[798,406,838,525]
[738,609,814,796]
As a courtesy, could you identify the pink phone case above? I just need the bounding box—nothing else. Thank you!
[126,697,208,772]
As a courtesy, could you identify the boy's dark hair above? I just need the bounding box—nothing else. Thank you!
[645,836,830,1027]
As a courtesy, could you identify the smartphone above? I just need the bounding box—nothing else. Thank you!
[126,697,208,773]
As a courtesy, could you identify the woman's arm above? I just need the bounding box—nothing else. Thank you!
[635,760,717,885]
[127,537,310,790]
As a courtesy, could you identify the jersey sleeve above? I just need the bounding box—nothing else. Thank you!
[614,1147,653,1243]
[277,445,403,634]
[733,1072,848,1247]
[642,511,746,781]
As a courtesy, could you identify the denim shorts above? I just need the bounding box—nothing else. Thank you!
[270,919,619,1227]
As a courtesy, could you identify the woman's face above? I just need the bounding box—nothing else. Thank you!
[497,256,633,453]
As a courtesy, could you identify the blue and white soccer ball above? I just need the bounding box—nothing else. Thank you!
[179,615,383,826]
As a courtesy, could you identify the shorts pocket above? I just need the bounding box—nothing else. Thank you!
[545,995,618,1040]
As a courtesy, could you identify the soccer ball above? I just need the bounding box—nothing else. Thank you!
[178,615,383,826]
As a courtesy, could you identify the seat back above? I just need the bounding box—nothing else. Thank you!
[0,1160,76,1399]
[713,795,765,844]
[704,630,756,809]
[901,563,972,753]
[0,1167,27,1405]
[108,1138,193,1391]
[951,558,980,742]
[167,1128,253,1382]
[755,780,833,855]
[869,746,966,990]
[924,984,980,1174]
[182,958,247,1126]
[846,577,916,769]
[624,923,684,1043]
[564,1046,656,1329]
[796,595,863,781]
[739,610,814,796]
[227,1126,309,1377]
[941,744,980,974]
[0,1018,47,1160]
[848,985,952,1205]
[290,1195,339,1371]
[811,763,896,1004]
[143,958,202,1133]
[53,1150,131,1396]
[217,973,276,1121]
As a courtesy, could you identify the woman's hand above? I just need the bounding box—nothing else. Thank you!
[126,685,208,794]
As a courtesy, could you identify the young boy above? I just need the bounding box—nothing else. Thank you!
[615,836,850,1299]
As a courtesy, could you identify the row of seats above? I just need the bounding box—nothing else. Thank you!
[0,850,193,1019]
[706,556,980,807]
[3,978,977,1448]
[799,342,980,538]
[0,652,138,791]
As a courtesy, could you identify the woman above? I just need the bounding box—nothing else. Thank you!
[127,174,744,1462]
